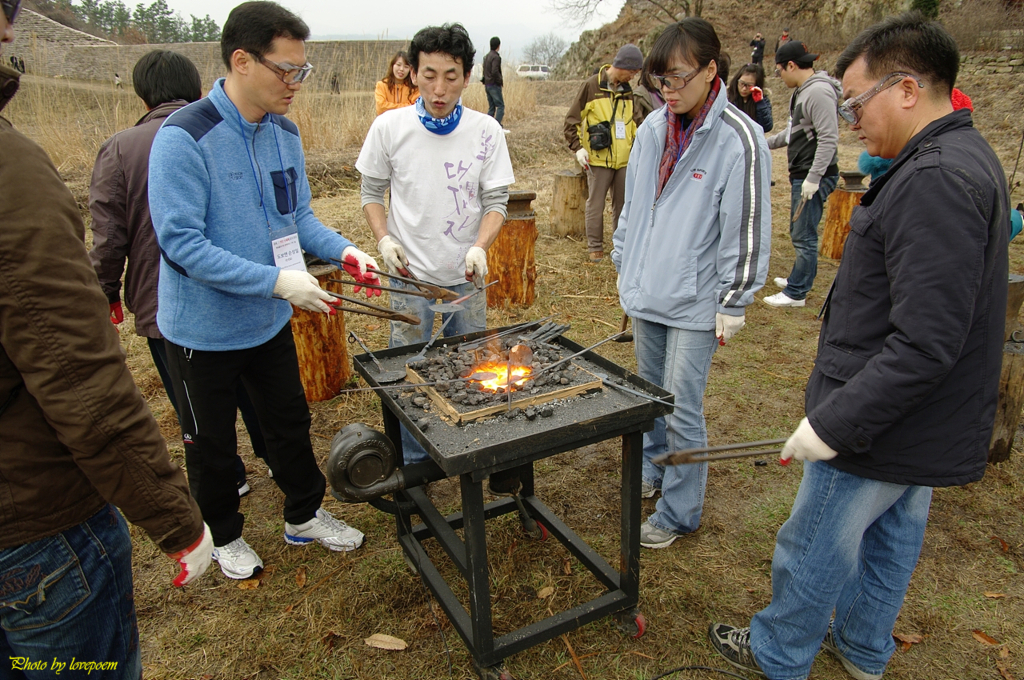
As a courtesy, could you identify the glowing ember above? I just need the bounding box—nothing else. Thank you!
[471,361,533,392]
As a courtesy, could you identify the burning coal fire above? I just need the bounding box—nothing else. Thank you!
[471,362,533,392]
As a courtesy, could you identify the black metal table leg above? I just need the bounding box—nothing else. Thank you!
[620,430,643,601]
[460,473,495,662]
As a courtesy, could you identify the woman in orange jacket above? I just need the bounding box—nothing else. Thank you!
[374,51,419,116]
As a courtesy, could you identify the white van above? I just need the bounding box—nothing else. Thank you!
[516,64,550,80]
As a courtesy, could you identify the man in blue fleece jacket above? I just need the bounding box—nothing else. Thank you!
[149,0,380,580]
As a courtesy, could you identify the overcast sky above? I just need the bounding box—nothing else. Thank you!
[161,0,625,61]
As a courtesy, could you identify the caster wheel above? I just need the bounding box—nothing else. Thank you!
[525,520,548,541]
[614,608,646,638]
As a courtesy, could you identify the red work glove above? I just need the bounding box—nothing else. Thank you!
[109,301,124,324]
[341,246,382,298]
[167,523,213,587]
[750,86,763,103]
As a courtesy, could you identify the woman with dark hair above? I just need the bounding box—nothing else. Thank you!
[374,51,419,115]
[727,62,772,132]
[612,17,771,549]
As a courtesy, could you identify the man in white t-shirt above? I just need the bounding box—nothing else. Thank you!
[357,22,515,463]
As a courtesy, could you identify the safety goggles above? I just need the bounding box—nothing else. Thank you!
[256,55,314,84]
[2,0,22,24]
[651,66,703,92]
[838,72,923,124]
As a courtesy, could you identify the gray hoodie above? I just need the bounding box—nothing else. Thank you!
[767,70,841,184]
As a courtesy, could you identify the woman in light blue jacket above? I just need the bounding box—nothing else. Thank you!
[612,18,772,548]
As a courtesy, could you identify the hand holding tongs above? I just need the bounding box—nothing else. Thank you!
[328,278,438,300]
[652,439,789,466]
[328,258,459,302]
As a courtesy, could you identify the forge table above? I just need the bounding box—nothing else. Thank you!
[352,327,674,680]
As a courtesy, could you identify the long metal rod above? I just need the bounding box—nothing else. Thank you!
[599,378,676,409]
[327,258,459,301]
[531,331,628,379]
[458,316,555,351]
[333,373,496,395]
[652,439,788,466]
[407,313,456,363]
[328,278,436,299]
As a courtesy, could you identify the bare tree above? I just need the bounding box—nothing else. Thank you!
[524,33,570,66]
[551,0,704,26]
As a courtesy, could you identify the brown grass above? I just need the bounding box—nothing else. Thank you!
[13,68,1024,679]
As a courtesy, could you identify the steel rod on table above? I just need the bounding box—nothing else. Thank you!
[531,331,628,379]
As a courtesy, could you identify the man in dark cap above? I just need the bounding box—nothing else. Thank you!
[763,40,840,308]
[564,43,646,262]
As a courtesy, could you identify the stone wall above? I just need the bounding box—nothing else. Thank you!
[961,53,1024,75]
[8,9,407,91]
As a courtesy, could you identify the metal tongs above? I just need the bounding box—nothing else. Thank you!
[324,291,421,325]
[652,439,789,466]
[328,258,459,302]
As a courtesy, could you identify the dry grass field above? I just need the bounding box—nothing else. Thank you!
[8,67,1024,680]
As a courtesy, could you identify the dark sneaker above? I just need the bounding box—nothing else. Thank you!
[821,625,883,680]
[708,623,765,677]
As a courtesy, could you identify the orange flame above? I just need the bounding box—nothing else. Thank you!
[471,361,533,392]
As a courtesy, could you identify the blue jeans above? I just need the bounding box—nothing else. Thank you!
[389,279,488,464]
[783,175,837,300]
[485,85,504,124]
[634,319,717,534]
[0,505,141,679]
[750,461,932,680]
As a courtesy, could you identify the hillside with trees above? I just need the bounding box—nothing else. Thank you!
[24,0,219,44]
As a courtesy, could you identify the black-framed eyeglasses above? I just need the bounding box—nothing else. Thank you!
[651,66,703,92]
[255,54,314,84]
[2,0,22,24]
[838,72,923,124]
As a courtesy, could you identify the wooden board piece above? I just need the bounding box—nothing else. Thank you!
[990,341,1024,463]
[406,365,602,424]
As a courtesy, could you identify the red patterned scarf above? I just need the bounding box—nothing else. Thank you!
[656,77,721,199]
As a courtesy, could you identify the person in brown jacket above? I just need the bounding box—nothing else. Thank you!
[0,5,211,673]
[89,49,268,498]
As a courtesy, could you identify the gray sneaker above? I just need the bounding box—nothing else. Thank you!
[639,520,680,549]
[821,625,884,680]
[708,623,765,677]
[641,480,660,498]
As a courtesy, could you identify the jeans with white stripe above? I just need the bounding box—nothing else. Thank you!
[634,318,717,534]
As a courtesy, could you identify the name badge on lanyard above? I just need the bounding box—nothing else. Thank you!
[615,120,627,139]
[271,225,306,272]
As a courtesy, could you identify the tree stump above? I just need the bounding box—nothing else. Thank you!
[820,180,867,260]
[289,263,350,401]
[550,169,587,238]
[989,274,1024,463]
[487,190,537,308]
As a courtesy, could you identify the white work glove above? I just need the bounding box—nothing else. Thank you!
[575,148,590,170]
[167,523,213,587]
[715,312,745,343]
[376,234,410,276]
[340,245,382,297]
[273,269,334,313]
[465,246,488,288]
[780,417,838,463]
[800,179,820,202]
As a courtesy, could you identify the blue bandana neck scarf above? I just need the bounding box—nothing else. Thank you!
[415,97,463,135]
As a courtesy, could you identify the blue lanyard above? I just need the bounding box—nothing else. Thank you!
[234,108,295,231]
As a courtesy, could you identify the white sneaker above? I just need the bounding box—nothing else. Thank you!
[284,508,364,552]
[773,277,788,289]
[212,537,263,579]
[763,292,805,307]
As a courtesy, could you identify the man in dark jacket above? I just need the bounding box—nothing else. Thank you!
[709,14,1008,680]
[483,35,504,125]
[0,5,211,672]
[750,32,765,65]
[89,49,267,498]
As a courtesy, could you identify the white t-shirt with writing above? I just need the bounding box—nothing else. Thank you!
[356,105,516,286]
